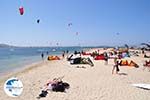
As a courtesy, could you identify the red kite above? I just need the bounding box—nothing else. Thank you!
[19,6,24,15]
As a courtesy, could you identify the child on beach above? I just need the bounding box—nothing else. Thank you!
[112,58,120,74]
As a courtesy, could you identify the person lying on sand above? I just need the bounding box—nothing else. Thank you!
[42,77,62,91]
[37,76,70,99]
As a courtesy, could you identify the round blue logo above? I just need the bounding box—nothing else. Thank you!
[4,77,23,97]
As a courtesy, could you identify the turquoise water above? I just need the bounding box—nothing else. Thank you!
[0,47,86,75]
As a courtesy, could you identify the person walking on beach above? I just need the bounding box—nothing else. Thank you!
[41,53,44,60]
[112,58,120,74]
[46,51,49,55]
[66,50,69,54]
[62,52,65,59]
[104,52,108,65]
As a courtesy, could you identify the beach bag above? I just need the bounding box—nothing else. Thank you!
[52,82,70,92]
[39,90,48,97]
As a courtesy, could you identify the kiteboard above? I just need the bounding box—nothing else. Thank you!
[132,83,150,90]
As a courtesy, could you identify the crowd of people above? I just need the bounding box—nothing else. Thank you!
[37,48,149,99]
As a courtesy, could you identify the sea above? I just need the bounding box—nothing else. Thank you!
[0,47,91,75]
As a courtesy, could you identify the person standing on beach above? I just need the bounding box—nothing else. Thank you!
[41,53,44,60]
[62,52,65,59]
[66,50,69,54]
[46,51,49,55]
[112,58,120,74]
[104,52,108,65]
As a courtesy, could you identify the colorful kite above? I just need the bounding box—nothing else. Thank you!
[19,6,24,15]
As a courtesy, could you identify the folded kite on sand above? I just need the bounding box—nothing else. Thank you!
[132,84,150,90]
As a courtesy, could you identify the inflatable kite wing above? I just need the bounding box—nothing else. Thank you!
[19,6,24,15]
[68,23,72,27]
[37,19,40,23]
[76,32,78,35]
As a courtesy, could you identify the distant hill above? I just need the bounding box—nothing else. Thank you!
[0,44,15,48]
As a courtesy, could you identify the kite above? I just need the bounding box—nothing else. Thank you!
[68,23,72,27]
[76,32,79,35]
[141,43,150,48]
[116,33,120,35]
[124,44,129,49]
[37,19,40,23]
[19,6,24,15]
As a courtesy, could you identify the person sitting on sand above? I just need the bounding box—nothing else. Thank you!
[42,78,62,91]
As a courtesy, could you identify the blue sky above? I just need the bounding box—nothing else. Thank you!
[0,0,150,46]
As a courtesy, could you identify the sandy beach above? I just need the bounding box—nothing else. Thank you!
[1,0,150,99]
[0,49,150,100]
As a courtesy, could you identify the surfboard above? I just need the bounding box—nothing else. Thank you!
[132,84,150,90]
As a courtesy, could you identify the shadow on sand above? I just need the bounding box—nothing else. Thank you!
[76,66,86,69]
[118,73,128,76]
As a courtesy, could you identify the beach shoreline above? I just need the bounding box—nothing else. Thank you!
[0,60,45,83]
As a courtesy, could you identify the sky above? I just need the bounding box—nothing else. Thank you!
[0,0,150,46]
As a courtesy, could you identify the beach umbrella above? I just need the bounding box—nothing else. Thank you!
[19,6,24,15]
